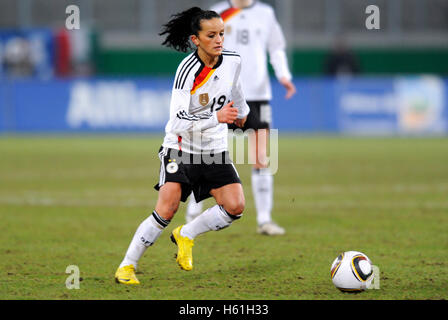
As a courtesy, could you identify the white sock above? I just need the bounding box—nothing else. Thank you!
[181,205,241,239]
[119,211,170,269]
[251,168,273,226]
[186,192,203,222]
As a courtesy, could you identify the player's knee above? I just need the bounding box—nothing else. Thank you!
[224,198,245,216]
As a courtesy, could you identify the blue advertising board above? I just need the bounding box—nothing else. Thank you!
[0,76,447,134]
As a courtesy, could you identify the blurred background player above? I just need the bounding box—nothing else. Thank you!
[324,35,361,77]
[186,0,296,236]
[115,7,249,284]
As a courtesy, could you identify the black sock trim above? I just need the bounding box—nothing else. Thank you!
[152,211,170,228]
[219,205,242,220]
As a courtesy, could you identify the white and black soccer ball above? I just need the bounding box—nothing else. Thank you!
[330,251,374,292]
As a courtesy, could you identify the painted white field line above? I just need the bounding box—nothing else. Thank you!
[0,196,151,208]
[275,183,448,194]
[0,189,152,197]
[0,195,447,209]
[0,168,153,180]
[1,182,447,198]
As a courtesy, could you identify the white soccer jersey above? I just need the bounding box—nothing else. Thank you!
[162,50,250,154]
[211,1,292,101]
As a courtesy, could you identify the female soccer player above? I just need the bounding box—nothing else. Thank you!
[114,7,249,285]
[186,0,296,235]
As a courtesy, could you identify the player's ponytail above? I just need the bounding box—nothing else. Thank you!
[159,7,221,52]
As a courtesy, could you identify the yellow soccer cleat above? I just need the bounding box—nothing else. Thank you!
[170,225,194,271]
[115,265,140,285]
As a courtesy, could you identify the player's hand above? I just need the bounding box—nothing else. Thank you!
[279,77,296,100]
[217,101,238,124]
[234,116,247,128]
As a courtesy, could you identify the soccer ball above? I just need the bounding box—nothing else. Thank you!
[330,251,374,292]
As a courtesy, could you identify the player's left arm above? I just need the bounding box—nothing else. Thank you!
[231,59,250,127]
[267,11,296,100]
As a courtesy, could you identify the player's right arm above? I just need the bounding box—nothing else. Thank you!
[168,70,238,134]
[168,88,219,134]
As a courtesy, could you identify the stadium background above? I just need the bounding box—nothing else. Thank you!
[0,0,447,301]
[1,0,447,133]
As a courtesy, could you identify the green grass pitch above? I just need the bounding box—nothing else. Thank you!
[0,135,447,300]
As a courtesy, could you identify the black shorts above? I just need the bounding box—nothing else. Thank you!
[154,147,241,203]
[228,100,272,132]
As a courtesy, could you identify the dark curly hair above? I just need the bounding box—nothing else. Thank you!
[159,7,221,53]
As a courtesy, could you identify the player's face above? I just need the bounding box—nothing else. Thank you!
[230,0,254,8]
[194,18,224,58]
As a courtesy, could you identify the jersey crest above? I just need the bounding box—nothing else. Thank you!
[199,93,209,106]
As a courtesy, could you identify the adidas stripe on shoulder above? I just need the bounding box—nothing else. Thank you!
[222,50,241,65]
[174,54,200,90]
[222,49,240,57]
